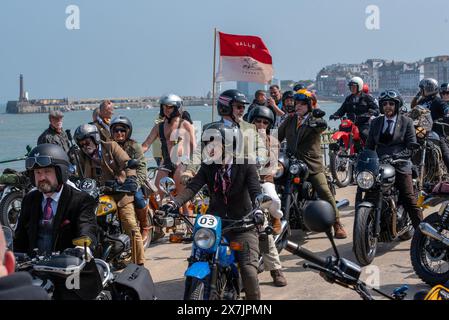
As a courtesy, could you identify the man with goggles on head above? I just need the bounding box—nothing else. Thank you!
[366,90,423,229]
[74,123,146,265]
[278,89,348,239]
[411,78,449,170]
[14,144,97,256]
[330,76,379,144]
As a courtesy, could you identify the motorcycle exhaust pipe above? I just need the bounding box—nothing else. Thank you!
[336,198,350,210]
[419,222,449,247]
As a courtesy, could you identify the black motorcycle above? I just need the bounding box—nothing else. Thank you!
[0,168,32,231]
[410,189,449,286]
[353,149,417,266]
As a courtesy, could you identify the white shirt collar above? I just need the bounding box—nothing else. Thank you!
[43,184,64,203]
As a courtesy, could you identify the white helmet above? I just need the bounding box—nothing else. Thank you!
[348,77,364,92]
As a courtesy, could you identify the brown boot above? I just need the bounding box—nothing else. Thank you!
[135,206,151,244]
[333,220,347,239]
[271,217,282,235]
[270,269,287,287]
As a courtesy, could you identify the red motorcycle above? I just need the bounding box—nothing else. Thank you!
[329,117,363,187]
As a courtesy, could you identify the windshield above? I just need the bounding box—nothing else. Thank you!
[356,149,379,175]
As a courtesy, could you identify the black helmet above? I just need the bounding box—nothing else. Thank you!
[378,90,403,114]
[217,89,249,117]
[303,200,336,233]
[293,83,305,92]
[26,144,70,186]
[248,106,275,129]
[110,115,133,139]
[282,90,296,113]
[440,83,449,95]
[419,78,439,97]
[74,124,101,146]
[201,121,242,157]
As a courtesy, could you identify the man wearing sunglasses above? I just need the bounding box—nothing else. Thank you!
[366,90,422,229]
[278,89,348,239]
[14,144,98,257]
[74,124,146,265]
[411,78,449,170]
[248,105,287,287]
[330,76,379,144]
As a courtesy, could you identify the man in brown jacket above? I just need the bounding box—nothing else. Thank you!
[92,100,114,142]
[278,90,347,239]
[74,123,145,265]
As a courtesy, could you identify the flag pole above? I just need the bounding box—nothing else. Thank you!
[211,28,218,122]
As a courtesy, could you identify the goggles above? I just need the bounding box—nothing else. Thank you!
[25,156,53,170]
[379,90,400,100]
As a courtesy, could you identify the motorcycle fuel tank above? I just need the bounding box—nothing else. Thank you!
[380,164,395,185]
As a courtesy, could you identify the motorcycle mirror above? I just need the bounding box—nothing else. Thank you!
[303,200,341,261]
[312,109,326,119]
[126,159,140,170]
[255,194,273,210]
[159,177,176,195]
[2,226,14,251]
[25,145,32,155]
[72,236,92,248]
[303,200,335,233]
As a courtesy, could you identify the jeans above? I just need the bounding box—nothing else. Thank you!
[134,188,148,209]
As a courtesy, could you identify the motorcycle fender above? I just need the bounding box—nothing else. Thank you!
[185,261,211,280]
[355,202,375,228]
[332,132,350,142]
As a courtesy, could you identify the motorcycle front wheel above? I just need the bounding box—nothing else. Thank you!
[353,206,377,266]
[410,213,449,286]
[330,149,353,188]
[185,277,208,300]
[0,190,23,231]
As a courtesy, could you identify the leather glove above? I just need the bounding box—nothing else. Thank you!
[329,114,338,121]
[310,118,327,129]
[252,210,265,226]
[180,171,194,185]
[122,176,139,193]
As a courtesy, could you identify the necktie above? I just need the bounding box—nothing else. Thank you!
[214,165,231,204]
[385,120,393,135]
[296,116,303,129]
[44,198,53,222]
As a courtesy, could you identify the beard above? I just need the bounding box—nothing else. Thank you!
[37,180,59,194]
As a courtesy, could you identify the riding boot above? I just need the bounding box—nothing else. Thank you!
[135,205,151,244]
[333,218,348,239]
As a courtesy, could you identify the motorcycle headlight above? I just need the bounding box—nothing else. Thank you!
[356,171,375,190]
[194,228,216,249]
[274,161,285,179]
[290,163,300,175]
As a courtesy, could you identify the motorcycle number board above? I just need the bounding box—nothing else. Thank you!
[197,215,218,229]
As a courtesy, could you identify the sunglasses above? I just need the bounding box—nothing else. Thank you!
[379,90,399,100]
[441,91,449,95]
[382,101,396,107]
[79,140,93,148]
[25,156,53,170]
[113,128,127,133]
[255,119,270,125]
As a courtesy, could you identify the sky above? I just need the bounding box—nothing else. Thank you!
[1,0,448,102]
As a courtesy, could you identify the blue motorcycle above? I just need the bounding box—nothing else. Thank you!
[180,195,271,300]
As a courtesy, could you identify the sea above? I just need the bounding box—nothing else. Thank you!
[0,102,341,172]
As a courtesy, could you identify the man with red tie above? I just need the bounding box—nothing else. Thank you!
[14,144,97,255]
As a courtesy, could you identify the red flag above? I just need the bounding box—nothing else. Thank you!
[216,32,273,84]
